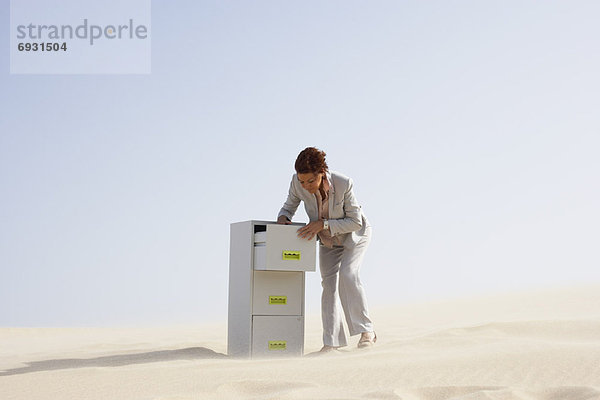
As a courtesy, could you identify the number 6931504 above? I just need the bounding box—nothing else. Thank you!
[18,42,67,52]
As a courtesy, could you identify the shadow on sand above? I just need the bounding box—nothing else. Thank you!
[0,347,227,376]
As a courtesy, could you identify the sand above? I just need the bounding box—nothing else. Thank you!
[2,285,600,400]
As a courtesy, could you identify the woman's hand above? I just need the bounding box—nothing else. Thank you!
[297,220,324,240]
[277,215,292,225]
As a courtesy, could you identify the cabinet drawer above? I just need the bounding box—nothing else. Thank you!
[252,315,303,358]
[253,224,316,271]
[252,271,302,316]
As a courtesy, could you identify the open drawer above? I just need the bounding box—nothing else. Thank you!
[253,224,316,272]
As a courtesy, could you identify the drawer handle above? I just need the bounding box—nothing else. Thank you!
[268,341,287,350]
[269,295,287,305]
[282,251,300,260]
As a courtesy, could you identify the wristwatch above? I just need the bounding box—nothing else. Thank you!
[323,219,329,230]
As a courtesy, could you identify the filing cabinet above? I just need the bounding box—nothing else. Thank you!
[227,220,316,358]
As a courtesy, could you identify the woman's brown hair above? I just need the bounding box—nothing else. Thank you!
[294,147,329,174]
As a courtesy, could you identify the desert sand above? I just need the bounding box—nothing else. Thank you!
[2,285,600,400]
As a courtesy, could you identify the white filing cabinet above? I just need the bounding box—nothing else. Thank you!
[228,220,316,358]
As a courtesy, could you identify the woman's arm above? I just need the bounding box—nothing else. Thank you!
[277,176,301,222]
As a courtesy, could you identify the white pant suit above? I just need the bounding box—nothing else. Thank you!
[278,170,374,347]
[318,227,373,346]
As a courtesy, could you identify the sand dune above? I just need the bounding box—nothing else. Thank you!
[2,285,600,400]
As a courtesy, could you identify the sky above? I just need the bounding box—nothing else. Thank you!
[1,0,599,327]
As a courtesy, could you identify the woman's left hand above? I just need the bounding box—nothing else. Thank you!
[297,220,324,240]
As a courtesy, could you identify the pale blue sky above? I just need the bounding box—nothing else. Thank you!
[1,1,599,326]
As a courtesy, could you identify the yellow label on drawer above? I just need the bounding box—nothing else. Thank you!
[268,341,287,350]
[282,251,300,260]
[269,295,287,305]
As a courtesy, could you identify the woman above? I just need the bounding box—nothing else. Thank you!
[277,147,376,352]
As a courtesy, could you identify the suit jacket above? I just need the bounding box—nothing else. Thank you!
[278,171,371,246]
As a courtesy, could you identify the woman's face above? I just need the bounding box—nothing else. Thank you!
[297,172,323,194]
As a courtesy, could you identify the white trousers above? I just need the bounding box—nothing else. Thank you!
[318,227,373,347]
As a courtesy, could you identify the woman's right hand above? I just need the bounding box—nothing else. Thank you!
[277,215,292,225]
